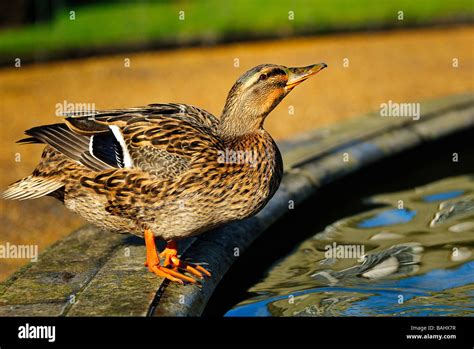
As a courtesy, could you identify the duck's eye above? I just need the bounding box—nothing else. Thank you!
[259,73,268,81]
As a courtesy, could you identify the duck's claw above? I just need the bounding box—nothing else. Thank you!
[193,264,212,278]
[148,264,184,284]
[149,264,197,284]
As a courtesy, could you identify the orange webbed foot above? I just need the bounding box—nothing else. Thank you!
[160,241,212,280]
[144,229,210,284]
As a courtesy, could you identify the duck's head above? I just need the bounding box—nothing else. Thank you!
[219,63,327,138]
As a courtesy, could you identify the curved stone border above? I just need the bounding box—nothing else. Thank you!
[0,93,472,316]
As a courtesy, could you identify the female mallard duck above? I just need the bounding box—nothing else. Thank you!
[2,63,327,284]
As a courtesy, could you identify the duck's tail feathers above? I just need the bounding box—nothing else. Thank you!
[1,176,64,201]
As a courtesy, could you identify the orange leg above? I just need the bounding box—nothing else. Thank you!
[144,229,197,284]
[160,241,212,279]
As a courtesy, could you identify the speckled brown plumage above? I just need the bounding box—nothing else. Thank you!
[3,63,327,283]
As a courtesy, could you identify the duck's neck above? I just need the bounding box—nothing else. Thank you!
[218,114,263,140]
[218,96,266,139]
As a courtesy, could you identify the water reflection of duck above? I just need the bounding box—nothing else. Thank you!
[312,243,423,284]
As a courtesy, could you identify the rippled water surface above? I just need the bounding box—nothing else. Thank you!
[226,175,474,316]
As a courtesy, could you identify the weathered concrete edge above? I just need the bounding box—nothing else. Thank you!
[0,226,127,316]
[283,93,474,170]
[152,95,474,316]
[65,236,198,316]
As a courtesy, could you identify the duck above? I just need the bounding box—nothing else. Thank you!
[2,63,327,284]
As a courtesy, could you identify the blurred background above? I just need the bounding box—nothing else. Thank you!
[0,0,473,281]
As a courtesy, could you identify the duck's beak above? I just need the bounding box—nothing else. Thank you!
[285,63,327,90]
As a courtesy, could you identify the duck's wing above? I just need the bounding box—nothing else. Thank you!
[19,103,220,178]
[63,103,219,131]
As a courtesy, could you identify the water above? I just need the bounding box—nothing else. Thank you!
[226,175,474,316]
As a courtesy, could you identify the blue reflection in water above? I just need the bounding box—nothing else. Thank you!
[226,261,474,317]
[358,209,416,228]
[346,261,474,316]
[422,190,464,202]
